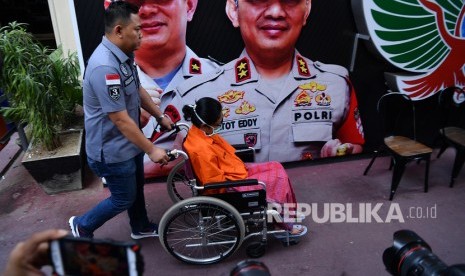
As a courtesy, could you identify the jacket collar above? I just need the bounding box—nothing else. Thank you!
[181,47,204,78]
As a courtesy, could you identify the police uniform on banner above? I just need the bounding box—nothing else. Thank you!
[139,47,218,170]
[83,36,142,163]
[177,50,365,163]
[141,47,218,143]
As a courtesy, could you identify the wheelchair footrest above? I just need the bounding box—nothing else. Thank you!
[280,238,300,247]
[273,225,308,246]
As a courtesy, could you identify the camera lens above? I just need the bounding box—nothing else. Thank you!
[383,230,448,276]
[445,265,465,276]
[230,260,271,276]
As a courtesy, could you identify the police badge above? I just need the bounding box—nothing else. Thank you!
[108,85,121,101]
[244,133,257,147]
[120,63,130,77]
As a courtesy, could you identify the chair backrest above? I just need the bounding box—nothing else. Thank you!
[438,87,465,131]
[377,92,417,140]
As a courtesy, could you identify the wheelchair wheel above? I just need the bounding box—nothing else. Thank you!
[166,160,194,203]
[159,196,245,265]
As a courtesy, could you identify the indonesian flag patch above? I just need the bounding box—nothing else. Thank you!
[105,74,121,85]
[106,74,121,101]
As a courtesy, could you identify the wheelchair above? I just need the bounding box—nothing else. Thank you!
[164,123,255,203]
[157,123,304,265]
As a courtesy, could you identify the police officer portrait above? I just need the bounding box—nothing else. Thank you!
[177,0,365,163]
[75,0,374,166]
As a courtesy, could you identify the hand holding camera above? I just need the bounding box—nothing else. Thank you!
[3,229,68,276]
[3,229,144,276]
[50,236,143,276]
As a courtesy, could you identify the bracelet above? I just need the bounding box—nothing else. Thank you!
[156,114,165,122]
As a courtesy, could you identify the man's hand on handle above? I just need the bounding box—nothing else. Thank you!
[158,116,174,131]
[147,146,170,165]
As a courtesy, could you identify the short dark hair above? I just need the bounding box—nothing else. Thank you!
[104,1,139,34]
[183,97,223,127]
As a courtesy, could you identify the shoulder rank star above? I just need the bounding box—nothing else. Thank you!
[235,57,251,83]
[296,55,310,77]
[189,58,202,74]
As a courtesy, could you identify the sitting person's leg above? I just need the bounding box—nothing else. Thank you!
[234,161,304,235]
[245,161,296,206]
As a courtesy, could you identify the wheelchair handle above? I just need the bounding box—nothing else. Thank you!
[152,122,191,144]
[171,122,190,134]
[166,149,189,161]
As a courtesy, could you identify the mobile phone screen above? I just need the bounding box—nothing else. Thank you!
[50,236,140,276]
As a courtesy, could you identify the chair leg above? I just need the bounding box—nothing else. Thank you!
[431,134,439,148]
[389,157,394,171]
[424,156,431,193]
[450,148,465,188]
[389,159,406,201]
[364,150,380,176]
[437,143,448,159]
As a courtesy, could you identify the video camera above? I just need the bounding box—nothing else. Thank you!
[383,230,465,276]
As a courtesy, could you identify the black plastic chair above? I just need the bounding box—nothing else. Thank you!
[364,92,432,200]
[437,87,465,187]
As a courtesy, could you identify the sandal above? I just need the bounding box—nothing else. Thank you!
[273,225,308,239]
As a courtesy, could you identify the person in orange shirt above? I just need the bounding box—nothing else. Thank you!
[182,97,306,236]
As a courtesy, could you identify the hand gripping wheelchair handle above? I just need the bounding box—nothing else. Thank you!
[166,149,189,162]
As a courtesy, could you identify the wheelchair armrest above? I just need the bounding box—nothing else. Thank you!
[232,144,255,162]
[203,179,260,190]
[232,144,251,150]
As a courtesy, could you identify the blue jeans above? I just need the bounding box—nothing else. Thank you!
[77,152,150,234]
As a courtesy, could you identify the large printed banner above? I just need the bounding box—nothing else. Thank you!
[352,0,465,100]
[78,0,367,178]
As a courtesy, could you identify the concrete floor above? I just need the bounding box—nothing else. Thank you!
[0,138,464,275]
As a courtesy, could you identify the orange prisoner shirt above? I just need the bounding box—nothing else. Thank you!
[183,126,248,185]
